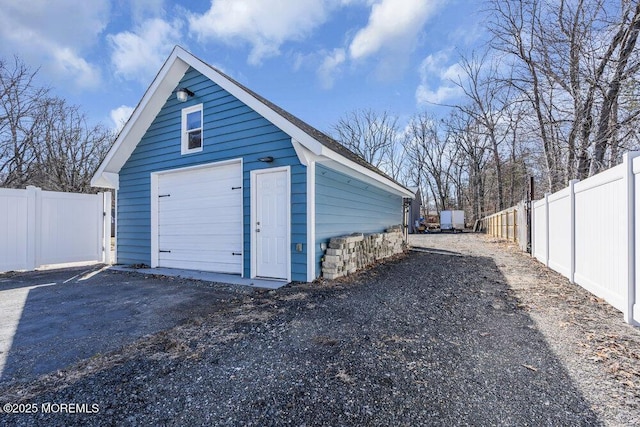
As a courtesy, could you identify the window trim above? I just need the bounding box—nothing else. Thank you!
[181,103,204,154]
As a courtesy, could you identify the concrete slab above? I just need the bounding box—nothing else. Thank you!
[110,266,288,289]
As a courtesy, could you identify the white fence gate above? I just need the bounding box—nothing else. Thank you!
[532,152,640,325]
[0,186,111,272]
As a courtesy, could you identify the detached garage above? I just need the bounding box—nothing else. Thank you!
[92,46,413,283]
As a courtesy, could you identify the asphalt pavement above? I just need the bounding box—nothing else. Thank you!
[0,265,252,385]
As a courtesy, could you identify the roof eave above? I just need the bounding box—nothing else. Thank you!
[91,47,190,188]
[317,145,414,198]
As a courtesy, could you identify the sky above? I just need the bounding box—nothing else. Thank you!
[0,0,488,135]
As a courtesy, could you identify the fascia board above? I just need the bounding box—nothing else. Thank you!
[91,48,189,187]
[293,138,411,198]
[291,139,321,166]
[91,172,119,189]
[317,146,414,198]
[183,51,324,156]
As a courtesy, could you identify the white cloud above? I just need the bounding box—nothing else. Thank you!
[130,0,167,23]
[0,1,109,48]
[188,0,332,65]
[51,47,101,88]
[110,105,135,132]
[415,50,465,106]
[420,50,449,75]
[441,63,465,81]
[318,48,346,89]
[349,0,443,60]
[0,0,108,89]
[108,18,183,83]
[416,84,462,105]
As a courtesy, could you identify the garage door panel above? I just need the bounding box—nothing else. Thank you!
[157,257,242,272]
[158,164,240,194]
[158,216,240,229]
[158,192,240,206]
[158,208,240,225]
[162,174,239,189]
[159,199,240,217]
[159,189,240,202]
[159,235,242,250]
[157,162,242,274]
[158,218,242,234]
[159,248,240,263]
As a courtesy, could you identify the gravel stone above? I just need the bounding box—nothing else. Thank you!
[1,233,638,426]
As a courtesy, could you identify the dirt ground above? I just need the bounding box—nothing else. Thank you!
[0,233,638,426]
[410,233,640,426]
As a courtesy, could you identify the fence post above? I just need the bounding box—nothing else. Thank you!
[569,179,579,284]
[623,153,637,324]
[492,215,495,237]
[506,211,510,240]
[102,192,112,265]
[25,186,41,270]
[544,192,550,267]
[510,210,513,240]
[504,212,507,239]
[494,214,498,238]
[531,201,536,258]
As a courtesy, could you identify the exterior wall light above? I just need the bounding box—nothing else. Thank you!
[176,88,194,102]
[258,156,274,163]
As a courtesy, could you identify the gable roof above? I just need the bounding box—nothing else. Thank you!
[91,46,412,198]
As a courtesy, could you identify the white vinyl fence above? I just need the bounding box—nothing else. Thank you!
[0,186,111,272]
[532,152,640,325]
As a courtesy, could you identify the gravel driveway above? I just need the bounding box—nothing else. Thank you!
[1,233,638,426]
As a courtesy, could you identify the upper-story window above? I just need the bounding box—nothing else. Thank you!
[181,104,203,154]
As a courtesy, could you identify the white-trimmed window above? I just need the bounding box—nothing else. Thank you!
[181,104,203,154]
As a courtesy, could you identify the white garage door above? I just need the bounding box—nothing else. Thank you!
[157,162,242,273]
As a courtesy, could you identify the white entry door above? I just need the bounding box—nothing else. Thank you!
[254,168,289,280]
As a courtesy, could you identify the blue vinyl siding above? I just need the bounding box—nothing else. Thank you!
[314,163,403,276]
[117,67,307,281]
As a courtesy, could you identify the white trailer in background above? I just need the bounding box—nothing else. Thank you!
[440,210,465,232]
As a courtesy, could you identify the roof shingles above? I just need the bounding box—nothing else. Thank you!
[202,61,409,191]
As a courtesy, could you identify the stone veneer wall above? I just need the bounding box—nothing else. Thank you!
[321,225,405,280]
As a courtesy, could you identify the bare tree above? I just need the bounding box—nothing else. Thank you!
[445,110,492,221]
[488,0,566,191]
[0,56,114,192]
[0,57,48,188]
[453,50,516,210]
[332,109,399,172]
[403,113,456,212]
[592,1,640,173]
[34,98,113,192]
[488,0,640,188]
